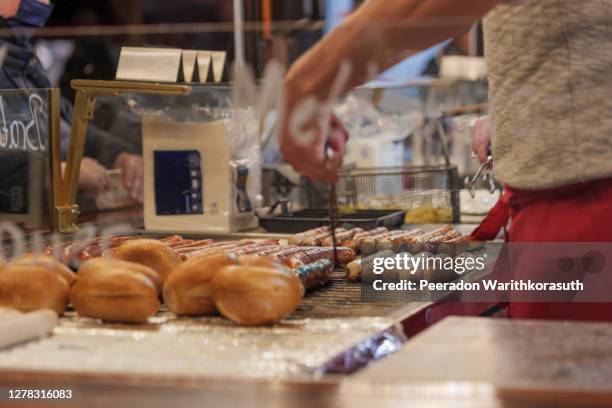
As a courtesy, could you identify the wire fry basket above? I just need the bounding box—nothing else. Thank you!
[335,165,461,224]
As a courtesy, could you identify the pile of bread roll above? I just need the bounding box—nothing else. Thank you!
[0,239,304,326]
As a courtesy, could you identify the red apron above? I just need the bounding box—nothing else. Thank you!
[471,178,612,321]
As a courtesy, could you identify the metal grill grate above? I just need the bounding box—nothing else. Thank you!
[292,271,414,319]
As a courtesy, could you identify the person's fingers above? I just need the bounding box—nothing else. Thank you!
[123,169,132,189]
[321,128,346,182]
[295,159,327,181]
[279,108,349,182]
[472,116,492,164]
[280,141,328,181]
[327,128,347,155]
[330,114,348,137]
[478,148,488,164]
[130,177,142,202]
[137,182,144,203]
[292,158,326,181]
[78,157,108,195]
[98,171,110,194]
[124,160,136,189]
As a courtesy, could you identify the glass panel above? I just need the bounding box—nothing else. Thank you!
[0,88,52,228]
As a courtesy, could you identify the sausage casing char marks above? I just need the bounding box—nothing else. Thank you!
[424,230,462,253]
[360,230,414,255]
[302,228,347,247]
[407,226,453,254]
[437,236,473,256]
[181,240,256,260]
[303,246,356,266]
[271,246,316,268]
[181,240,279,260]
[322,227,364,247]
[288,226,329,246]
[294,259,333,290]
[345,227,388,251]
[270,245,356,268]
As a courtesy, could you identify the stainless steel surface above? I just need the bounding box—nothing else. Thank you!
[0,271,413,382]
[0,313,400,381]
[0,228,495,387]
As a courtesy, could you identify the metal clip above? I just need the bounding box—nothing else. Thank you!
[55,205,81,233]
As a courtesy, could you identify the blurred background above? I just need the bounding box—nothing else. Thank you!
[0,0,492,227]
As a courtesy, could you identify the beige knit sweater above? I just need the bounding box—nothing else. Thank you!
[484,0,612,189]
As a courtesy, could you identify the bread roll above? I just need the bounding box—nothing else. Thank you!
[239,256,305,297]
[212,265,302,326]
[70,261,159,323]
[11,254,76,286]
[163,253,238,316]
[112,239,181,283]
[80,257,162,294]
[0,264,69,315]
[237,255,290,272]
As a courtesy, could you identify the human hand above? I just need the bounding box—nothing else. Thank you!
[0,0,21,18]
[472,115,492,164]
[72,157,109,196]
[113,152,144,203]
[278,86,348,182]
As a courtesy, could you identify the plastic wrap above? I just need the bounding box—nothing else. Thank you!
[120,86,261,233]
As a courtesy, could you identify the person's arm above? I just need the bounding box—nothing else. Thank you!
[0,0,21,18]
[286,0,498,100]
[281,0,499,181]
[0,0,50,18]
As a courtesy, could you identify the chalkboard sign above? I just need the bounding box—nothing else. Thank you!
[0,89,53,228]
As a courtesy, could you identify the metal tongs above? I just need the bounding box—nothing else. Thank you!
[325,146,339,266]
[465,155,495,198]
[325,117,346,266]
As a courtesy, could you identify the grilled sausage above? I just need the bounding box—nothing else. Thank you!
[385,229,424,253]
[359,250,395,284]
[437,236,472,256]
[272,247,314,267]
[360,230,410,256]
[247,245,286,256]
[302,228,347,247]
[346,259,362,282]
[182,240,256,259]
[230,240,279,256]
[172,240,215,251]
[322,228,364,247]
[159,235,186,245]
[407,226,453,254]
[294,259,333,290]
[339,227,388,251]
[301,246,356,266]
[350,227,388,246]
[177,240,238,254]
[288,227,329,246]
[425,231,462,253]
